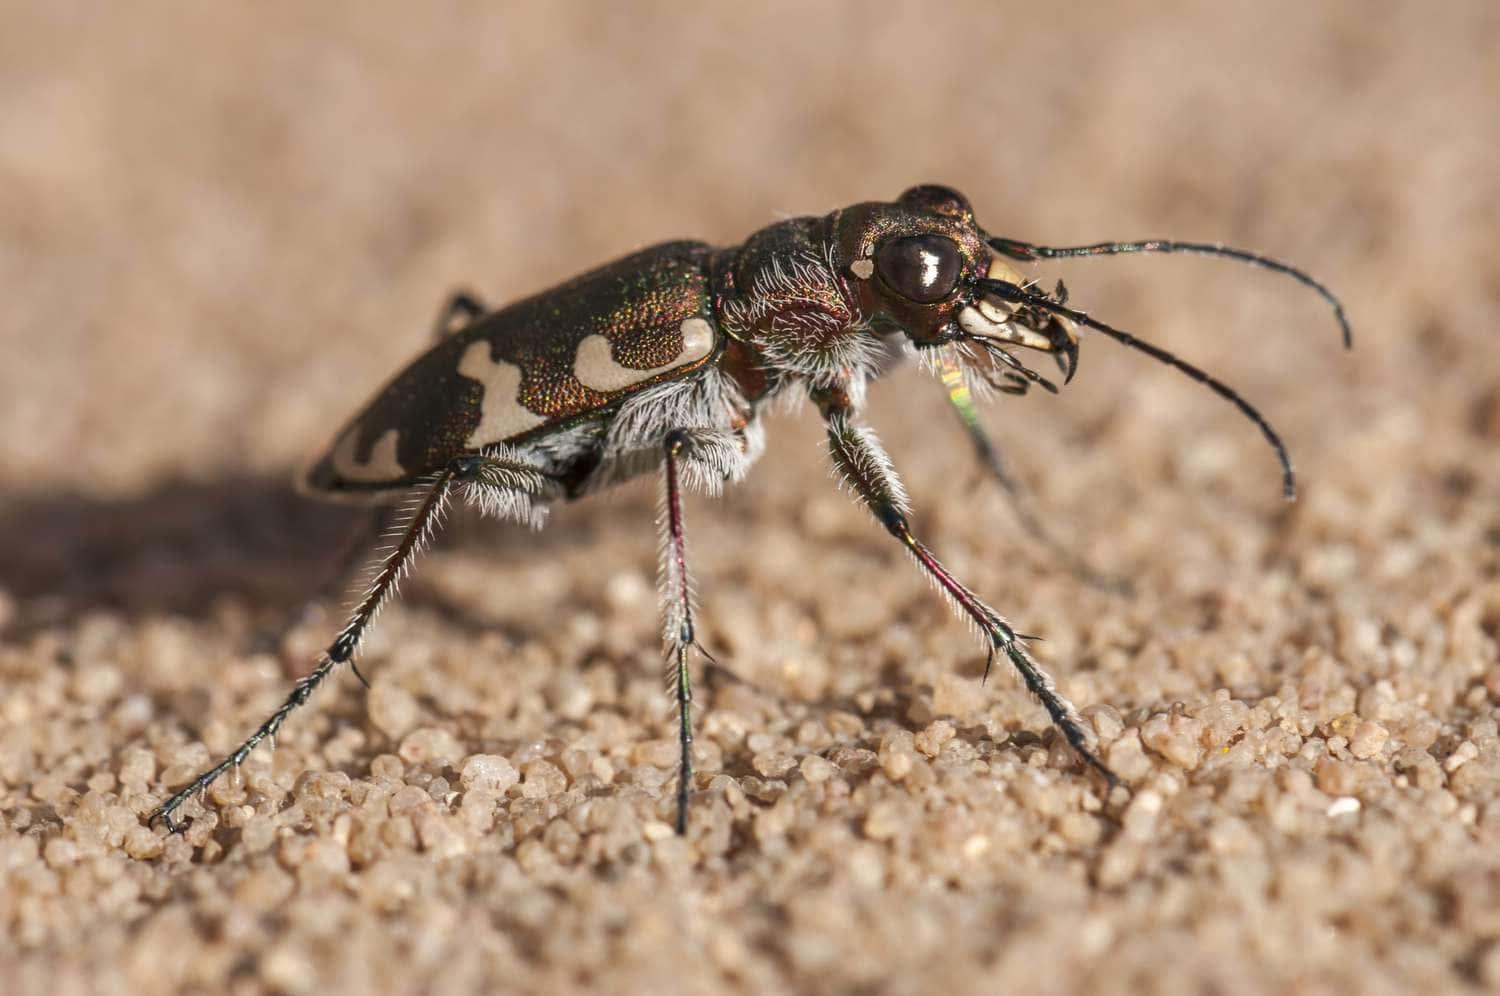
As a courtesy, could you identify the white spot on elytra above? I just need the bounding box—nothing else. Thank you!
[573,317,715,393]
[333,427,403,482]
[458,340,546,446]
[849,259,874,280]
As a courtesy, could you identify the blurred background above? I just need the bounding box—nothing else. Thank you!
[3,0,1491,621]
[3,0,1490,492]
[2,2,1497,993]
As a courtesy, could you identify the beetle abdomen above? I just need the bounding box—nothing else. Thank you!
[303,242,721,497]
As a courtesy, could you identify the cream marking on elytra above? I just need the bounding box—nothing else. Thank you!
[458,340,546,446]
[332,427,404,482]
[573,317,715,393]
[849,259,875,280]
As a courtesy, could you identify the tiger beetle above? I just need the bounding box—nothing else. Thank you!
[148,184,1350,836]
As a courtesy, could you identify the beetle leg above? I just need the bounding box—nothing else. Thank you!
[149,464,460,831]
[262,291,495,647]
[149,452,560,833]
[335,290,489,591]
[659,429,720,834]
[818,400,1119,791]
[432,289,488,339]
[937,352,1131,595]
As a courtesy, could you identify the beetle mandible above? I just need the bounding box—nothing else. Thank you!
[149,184,1350,835]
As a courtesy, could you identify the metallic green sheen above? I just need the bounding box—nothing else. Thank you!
[305,241,718,494]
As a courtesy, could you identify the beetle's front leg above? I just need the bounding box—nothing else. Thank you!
[936,352,1131,595]
[814,389,1119,789]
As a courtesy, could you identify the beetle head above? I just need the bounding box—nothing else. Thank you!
[834,183,1354,501]
[833,184,1079,390]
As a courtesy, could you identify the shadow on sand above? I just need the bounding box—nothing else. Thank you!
[0,475,365,627]
[0,474,616,633]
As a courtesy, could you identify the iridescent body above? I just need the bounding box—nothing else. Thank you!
[306,244,724,496]
[150,185,1349,835]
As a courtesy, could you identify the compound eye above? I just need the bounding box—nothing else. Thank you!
[874,235,962,303]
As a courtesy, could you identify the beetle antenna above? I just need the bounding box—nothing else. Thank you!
[986,235,1351,349]
[977,278,1298,500]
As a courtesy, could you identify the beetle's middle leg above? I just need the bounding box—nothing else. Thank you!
[816,392,1119,789]
[658,429,725,834]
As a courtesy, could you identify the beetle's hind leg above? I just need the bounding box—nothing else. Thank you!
[151,464,462,831]
[150,452,560,832]
[937,352,1132,595]
[260,291,494,649]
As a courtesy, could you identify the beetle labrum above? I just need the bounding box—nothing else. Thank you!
[149,185,1349,835]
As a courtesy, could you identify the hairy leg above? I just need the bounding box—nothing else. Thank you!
[656,428,747,833]
[268,289,496,643]
[660,431,700,833]
[150,451,558,831]
[816,390,1118,788]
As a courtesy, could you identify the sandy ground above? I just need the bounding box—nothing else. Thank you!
[2,2,1499,994]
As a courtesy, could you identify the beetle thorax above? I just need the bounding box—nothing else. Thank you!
[720,240,886,398]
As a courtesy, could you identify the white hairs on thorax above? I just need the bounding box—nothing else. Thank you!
[723,243,886,384]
